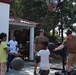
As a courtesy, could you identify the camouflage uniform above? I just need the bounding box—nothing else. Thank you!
[34,36,49,52]
[63,36,76,65]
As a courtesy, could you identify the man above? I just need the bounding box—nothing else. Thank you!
[54,29,76,75]
[34,29,49,74]
[7,35,18,72]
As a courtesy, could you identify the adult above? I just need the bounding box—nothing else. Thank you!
[34,29,49,74]
[7,35,19,72]
[54,29,76,75]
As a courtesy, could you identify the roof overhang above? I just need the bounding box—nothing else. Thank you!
[0,0,11,4]
[9,17,39,30]
[9,21,36,30]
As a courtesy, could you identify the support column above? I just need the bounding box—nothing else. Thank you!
[29,27,34,60]
[10,30,14,39]
[0,2,10,42]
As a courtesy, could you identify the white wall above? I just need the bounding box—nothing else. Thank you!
[0,2,10,41]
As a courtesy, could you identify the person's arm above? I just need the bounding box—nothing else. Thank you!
[16,41,18,47]
[16,41,18,51]
[34,36,38,51]
[54,44,64,51]
[36,51,41,63]
[7,41,10,46]
[2,42,19,56]
[34,36,38,44]
[4,47,19,56]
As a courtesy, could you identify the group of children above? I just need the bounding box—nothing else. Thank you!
[0,32,50,75]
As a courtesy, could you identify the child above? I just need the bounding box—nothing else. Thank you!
[0,33,19,75]
[36,41,50,75]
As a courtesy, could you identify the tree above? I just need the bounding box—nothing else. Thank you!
[10,0,76,42]
[62,0,76,30]
[10,0,21,17]
[10,0,59,31]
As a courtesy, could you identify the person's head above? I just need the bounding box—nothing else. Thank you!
[12,35,16,41]
[0,33,7,42]
[40,41,48,50]
[65,29,72,39]
[39,29,44,36]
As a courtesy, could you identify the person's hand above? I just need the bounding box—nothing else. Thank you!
[14,53,20,57]
[19,54,24,57]
[53,48,57,51]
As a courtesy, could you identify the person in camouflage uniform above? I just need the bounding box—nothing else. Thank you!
[34,29,49,75]
[54,29,76,75]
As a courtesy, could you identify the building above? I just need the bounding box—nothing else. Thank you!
[0,0,39,60]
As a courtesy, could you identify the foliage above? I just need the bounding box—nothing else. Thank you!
[62,0,76,30]
[10,0,76,43]
[10,0,59,31]
[10,0,76,30]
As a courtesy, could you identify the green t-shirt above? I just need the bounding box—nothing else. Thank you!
[0,42,7,63]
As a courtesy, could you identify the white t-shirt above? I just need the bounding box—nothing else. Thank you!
[8,40,18,54]
[37,49,50,70]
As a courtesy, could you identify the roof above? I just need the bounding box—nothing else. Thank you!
[0,0,11,4]
[10,16,39,26]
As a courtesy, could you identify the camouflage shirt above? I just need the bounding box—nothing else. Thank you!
[63,36,76,53]
[34,36,49,51]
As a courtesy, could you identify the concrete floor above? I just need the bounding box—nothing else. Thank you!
[5,58,76,75]
[6,59,63,75]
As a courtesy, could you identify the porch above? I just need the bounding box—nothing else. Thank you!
[9,17,39,60]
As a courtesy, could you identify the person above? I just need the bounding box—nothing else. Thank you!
[54,29,76,75]
[7,35,19,72]
[36,41,50,75]
[34,29,49,74]
[0,33,19,75]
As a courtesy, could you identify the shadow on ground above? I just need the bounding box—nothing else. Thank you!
[6,59,64,75]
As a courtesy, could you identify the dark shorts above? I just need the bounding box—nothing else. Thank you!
[39,69,49,75]
[34,55,40,63]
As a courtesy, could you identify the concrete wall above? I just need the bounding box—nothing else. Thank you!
[0,2,10,41]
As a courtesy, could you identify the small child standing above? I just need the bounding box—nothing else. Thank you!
[0,33,19,75]
[36,41,50,75]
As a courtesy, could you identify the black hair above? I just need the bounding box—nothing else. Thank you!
[0,33,7,43]
[41,41,48,47]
